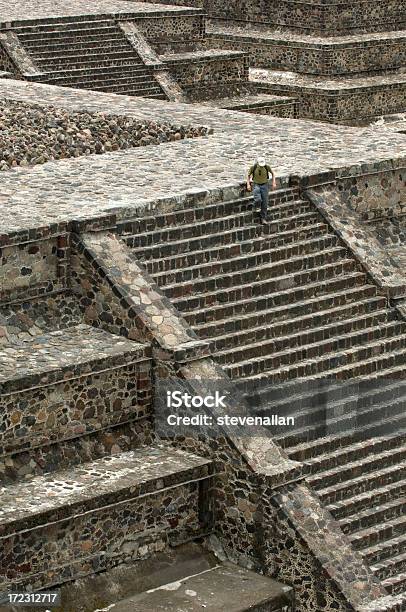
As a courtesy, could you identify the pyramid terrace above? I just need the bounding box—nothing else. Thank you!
[0,2,406,611]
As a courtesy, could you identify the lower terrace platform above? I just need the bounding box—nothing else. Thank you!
[0,77,405,237]
[206,22,406,76]
[199,92,297,117]
[252,68,406,124]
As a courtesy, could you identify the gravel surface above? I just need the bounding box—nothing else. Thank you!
[0,99,210,170]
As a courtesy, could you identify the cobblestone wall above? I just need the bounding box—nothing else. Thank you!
[1,479,203,590]
[0,292,82,347]
[0,359,152,460]
[335,167,406,220]
[169,0,406,33]
[164,53,249,92]
[132,13,204,44]
[0,235,69,302]
[262,483,386,611]
[256,82,406,123]
[207,34,406,76]
[0,44,18,74]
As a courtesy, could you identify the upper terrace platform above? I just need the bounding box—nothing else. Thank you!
[0,0,200,27]
[0,78,405,237]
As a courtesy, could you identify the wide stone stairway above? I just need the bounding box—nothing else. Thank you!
[0,228,295,611]
[13,17,167,98]
[118,187,406,602]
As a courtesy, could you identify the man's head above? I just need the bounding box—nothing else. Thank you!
[257,156,266,167]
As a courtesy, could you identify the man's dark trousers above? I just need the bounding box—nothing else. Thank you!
[253,183,269,220]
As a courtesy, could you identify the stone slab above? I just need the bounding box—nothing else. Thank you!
[207,22,406,47]
[251,68,406,93]
[198,93,295,108]
[0,445,211,535]
[0,323,149,393]
[0,79,404,236]
[108,562,294,611]
[159,48,249,62]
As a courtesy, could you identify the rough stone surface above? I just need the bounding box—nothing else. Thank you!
[109,562,294,611]
[0,0,202,24]
[0,98,209,170]
[0,446,213,592]
[0,79,404,236]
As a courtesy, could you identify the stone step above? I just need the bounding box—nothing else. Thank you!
[19,30,125,47]
[270,390,406,449]
[0,445,214,592]
[123,91,167,100]
[318,460,406,506]
[0,324,152,459]
[252,68,406,123]
[225,323,406,380]
[162,246,350,300]
[86,75,163,95]
[29,41,131,57]
[250,357,399,418]
[289,421,406,471]
[211,305,391,355]
[0,289,83,344]
[44,79,165,97]
[276,410,405,461]
[238,335,406,383]
[78,73,161,89]
[308,443,406,492]
[126,208,320,249]
[181,270,369,325]
[381,572,406,596]
[326,479,406,521]
[338,498,406,535]
[285,411,406,464]
[206,93,297,115]
[43,78,165,97]
[143,223,328,274]
[36,52,142,70]
[195,287,382,341]
[349,515,406,551]
[152,234,340,287]
[358,593,406,612]
[15,20,117,36]
[372,552,406,581]
[215,310,395,365]
[34,64,150,83]
[20,37,127,53]
[207,25,406,76]
[119,189,303,236]
[363,534,406,566]
[108,562,294,612]
[129,220,329,263]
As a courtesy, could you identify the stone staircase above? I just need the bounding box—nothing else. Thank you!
[118,187,406,603]
[13,17,167,98]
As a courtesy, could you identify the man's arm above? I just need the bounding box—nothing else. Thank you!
[246,166,254,190]
[269,166,277,190]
